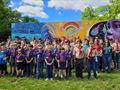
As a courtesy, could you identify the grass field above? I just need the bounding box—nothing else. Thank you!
[0,71,120,90]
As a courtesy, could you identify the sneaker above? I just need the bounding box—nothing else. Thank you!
[55,74,57,77]
[45,78,49,81]
[61,75,63,78]
[50,78,53,80]
[88,77,90,80]
[94,77,98,80]
[16,75,19,78]
[20,75,23,78]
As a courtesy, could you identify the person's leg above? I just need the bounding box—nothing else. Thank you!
[36,62,40,79]
[79,59,83,78]
[75,59,79,78]
[39,63,43,78]
[2,70,5,76]
[114,53,118,70]
[59,69,62,78]
[0,69,2,76]
[68,64,72,77]
[93,59,97,79]
[63,69,66,78]
[21,69,24,77]
[29,63,33,76]
[95,57,98,72]
[0,65,2,76]
[100,56,103,71]
[50,65,53,79]
[88,59,91,79]
[26,64,29,77]
[11,65,15,75]
[117,53,120,70]
[46,65,50,79]
[9,63,12,74]
[103,55,107,71]
[27,64,31,77]
[16,63,19,77]
[97,56,101,72]
[66,67,68,77]
[20,62,24,77]
[23,62,27,76]
[107,54,112,72]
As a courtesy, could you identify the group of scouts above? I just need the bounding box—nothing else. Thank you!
[0,36,120,80]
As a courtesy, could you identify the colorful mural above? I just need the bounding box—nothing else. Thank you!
[89,19,120,42]
[11,20,99,41]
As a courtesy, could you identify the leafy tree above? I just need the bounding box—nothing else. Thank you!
[82,0,120,21]
[0,0,39,41]
[22,16,38,23]
[81,7,97,21]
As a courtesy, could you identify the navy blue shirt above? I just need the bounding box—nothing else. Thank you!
[58,52,67,62]
[44,50,54,63]
[10,48,17,58]
[52,48,59,58]
[37,50,44,63]
[26,50,34,61]
[16,54,25,62]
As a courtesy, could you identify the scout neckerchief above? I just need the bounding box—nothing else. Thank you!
[76,45,82,56]
[60,53,65,62]
[88,47,94,57]
[116,43,119,51]
[27,50,31,57]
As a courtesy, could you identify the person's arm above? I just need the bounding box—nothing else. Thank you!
[10,56,12,62]
[29,58,33,63]
[83,50,85,59]
[45,59,50,65]
[111,44,115,52]
[26,57,28,63]
[66,60,68,68]
[49,59,54,65]
[87,48,90,59]
[34,57,37,64]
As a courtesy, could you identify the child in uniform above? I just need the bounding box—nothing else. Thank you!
[73,41,84,79]
[87,41,98,80]
[26,44,34,77]
[10,43,17,76]
[0,45,7,76]
[65,41,73,78]
[112,38,120,70]
[58,48,67,79]
[53,43,60,78]
[16,49,25,77]
[103,40,112,72]
[44,47,54,80]
[36,44,44,79]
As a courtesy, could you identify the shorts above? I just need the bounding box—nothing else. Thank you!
[16,62,24,70]
[0,64,6,70]
[10,58,16,66]
[59,62,66,70]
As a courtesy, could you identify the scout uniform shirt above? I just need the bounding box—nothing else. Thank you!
[44,50,54,63]
[73,44,84,59]
[88,47,97,58]
[112,43,120,53]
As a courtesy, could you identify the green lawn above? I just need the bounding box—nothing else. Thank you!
[0,71,120,90]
